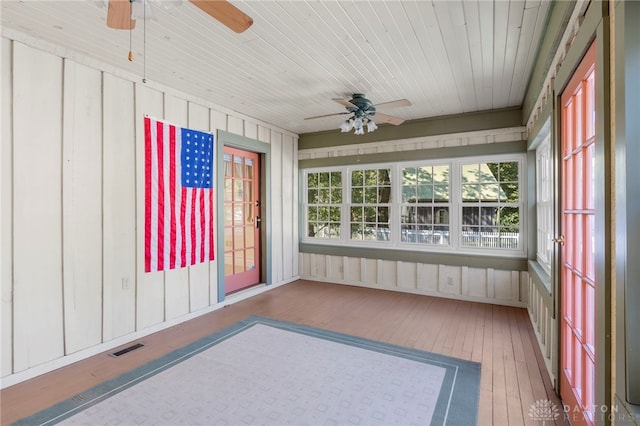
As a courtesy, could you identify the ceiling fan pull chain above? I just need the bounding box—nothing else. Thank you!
[128,0,134,62]
[128,24,133,61]
[141,0,147,82]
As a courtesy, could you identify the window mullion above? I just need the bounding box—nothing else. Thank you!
[450,160,461,251]
[342,166,350,243]
[390,165,400,245]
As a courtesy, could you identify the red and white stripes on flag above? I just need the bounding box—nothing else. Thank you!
[144,116,215,272]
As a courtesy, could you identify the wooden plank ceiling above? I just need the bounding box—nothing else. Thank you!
[1,0,551,135]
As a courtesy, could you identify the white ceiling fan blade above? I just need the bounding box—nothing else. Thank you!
[374,112,405,126]
[373,99,412,109]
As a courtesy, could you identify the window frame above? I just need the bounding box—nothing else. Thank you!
[398,163,452,247]
[535,133,553,273]
[301,154,527,258]
[304,168,344,240]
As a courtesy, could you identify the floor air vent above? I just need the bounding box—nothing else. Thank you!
[110,343,145,357]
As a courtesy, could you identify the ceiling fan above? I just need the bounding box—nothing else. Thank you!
[305,94,411,134]
[106,0,253,33]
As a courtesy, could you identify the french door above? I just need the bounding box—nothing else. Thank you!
[223,146,261,294]
[559,42,597,426]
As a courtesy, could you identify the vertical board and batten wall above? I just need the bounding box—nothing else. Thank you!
[298,129,530,308]
[0,36,299,386]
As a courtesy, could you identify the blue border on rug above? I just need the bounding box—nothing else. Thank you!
[13,315,481,426]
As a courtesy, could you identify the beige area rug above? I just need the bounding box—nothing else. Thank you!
[15,316,481,426]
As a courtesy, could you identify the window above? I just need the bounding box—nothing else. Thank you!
[302,154,525,256]
[536,134,553,272]
[306,171,342,239]
[400,165,450,245]
[460,161,520,249]
[349,168,391,241]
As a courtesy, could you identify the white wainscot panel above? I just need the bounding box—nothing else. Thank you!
[494,270,516,301]
[344,257,361,282]
[314,254,327,278]
[361,259,378,285]
[438,265,462,295]
[417,263,439,292]
[397,261,417,290]
[380,260,397,288]
[527,276,556,384]
[328,256,344,281]
[466,267,488,298]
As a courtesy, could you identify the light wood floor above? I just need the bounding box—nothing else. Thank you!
[1,280,567,425]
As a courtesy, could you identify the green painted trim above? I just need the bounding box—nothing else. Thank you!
[527,104,552,150]
[300,140,527,169]
[526,115,552,294]
[594,7,613,419]
[615,0,640,407]
[554,3,602,95]
[216,131,272,303]
[299,243,528,271]
[528,260,553,315]
[522,0,576,120]
[526,151,537,265]
[298,108,522,150]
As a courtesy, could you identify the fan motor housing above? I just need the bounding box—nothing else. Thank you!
[348,94,376,117]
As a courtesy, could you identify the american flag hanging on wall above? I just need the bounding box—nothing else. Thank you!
[144,116,215,273]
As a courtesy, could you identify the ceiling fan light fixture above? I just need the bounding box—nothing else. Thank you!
[340,119,354,132]
[353,117,365,135]
[366,119,378,132]
[353,116,363,129]
[130,0,154,20]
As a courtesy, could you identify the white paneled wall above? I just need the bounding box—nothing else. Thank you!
[0,36,299,386]
[12,42,65,371]
[527,277,556,384]
[102,73,137,342]
[62,61,104,355]
[300,253,528,307]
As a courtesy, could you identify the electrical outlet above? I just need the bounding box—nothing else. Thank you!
[122,277,130,289]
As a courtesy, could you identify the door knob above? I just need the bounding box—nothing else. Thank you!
[552,235,565,245]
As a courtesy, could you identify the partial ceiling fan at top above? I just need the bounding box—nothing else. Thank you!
[106,0,253,33]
